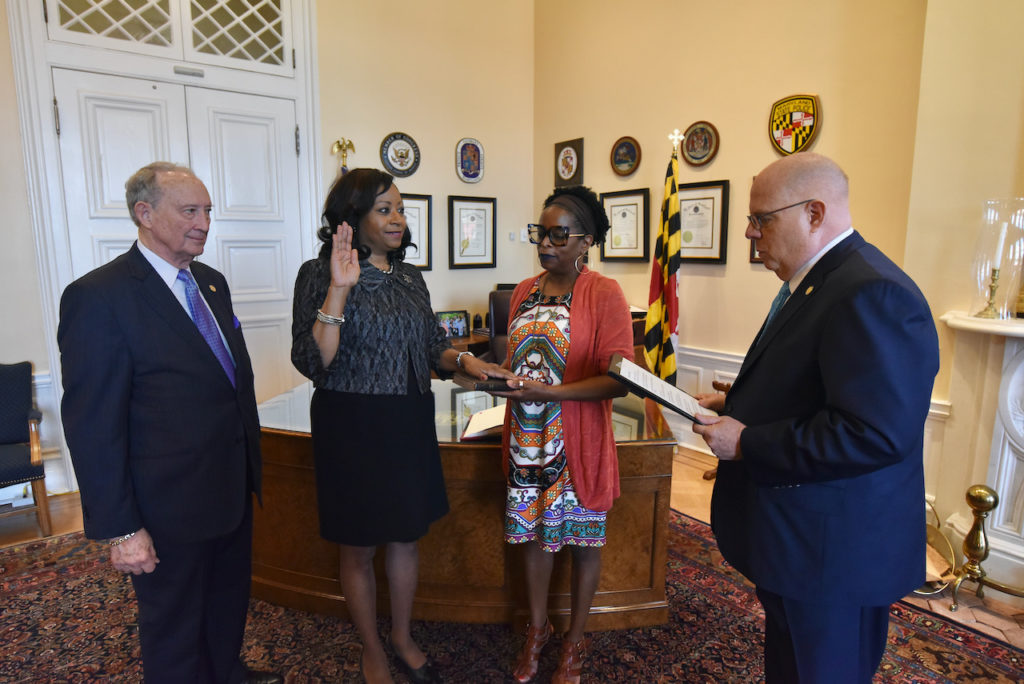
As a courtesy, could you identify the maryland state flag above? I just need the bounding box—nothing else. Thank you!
[644,153,681,383]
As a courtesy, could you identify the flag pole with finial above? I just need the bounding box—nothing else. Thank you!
[644,130,683,383]
[331,138,355,175]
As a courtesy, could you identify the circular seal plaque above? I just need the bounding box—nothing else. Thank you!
[380,132,420,177]
[681,121,719,166]
[610,136,641,176]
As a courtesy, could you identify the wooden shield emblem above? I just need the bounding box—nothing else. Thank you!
[769,94,821,155]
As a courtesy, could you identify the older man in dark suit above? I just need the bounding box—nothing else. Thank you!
[58,162,281,683]
[693,153,939,683]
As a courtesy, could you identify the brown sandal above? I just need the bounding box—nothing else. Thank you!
[513,620,553,683]
[551,637,587,684]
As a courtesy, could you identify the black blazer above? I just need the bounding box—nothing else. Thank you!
[711,232,939,605]
[58,243,261,543]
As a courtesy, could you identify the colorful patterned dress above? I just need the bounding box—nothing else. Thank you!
[504,280,607,552]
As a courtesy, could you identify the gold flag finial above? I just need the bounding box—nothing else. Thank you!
[331,138,355,173]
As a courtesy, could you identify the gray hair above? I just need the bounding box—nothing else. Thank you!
[125,162,196,227]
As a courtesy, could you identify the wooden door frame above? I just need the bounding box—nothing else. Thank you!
[5,1,323,492]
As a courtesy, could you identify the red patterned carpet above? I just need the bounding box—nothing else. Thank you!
[1,512,1022,682]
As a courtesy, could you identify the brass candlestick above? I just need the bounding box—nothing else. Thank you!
[948,484,1024,611]
[974,267,1001,319]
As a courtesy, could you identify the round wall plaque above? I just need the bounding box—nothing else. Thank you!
[610,136,641,176]
[681,121,719,166]
[380,132,420,177]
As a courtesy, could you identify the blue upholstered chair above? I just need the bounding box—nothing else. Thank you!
[0,361,52,537]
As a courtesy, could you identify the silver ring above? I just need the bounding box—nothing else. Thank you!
[518,380,524,388]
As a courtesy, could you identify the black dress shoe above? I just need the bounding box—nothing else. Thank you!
[245,670,283,684]
[384,636,442,683]
[393,654,441,684]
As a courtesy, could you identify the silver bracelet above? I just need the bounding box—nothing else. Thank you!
[109,531,137,546]
[316,309,346,326]
[456,350,474,369]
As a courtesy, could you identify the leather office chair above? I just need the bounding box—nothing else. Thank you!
[0,361,52,536]
[483,289,514,363]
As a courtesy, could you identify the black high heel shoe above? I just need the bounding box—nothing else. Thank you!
[385,635,442,683]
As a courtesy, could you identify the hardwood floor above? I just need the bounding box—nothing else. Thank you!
[0,492,83,549]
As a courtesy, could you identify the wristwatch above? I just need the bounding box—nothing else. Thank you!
[456,350,474,369]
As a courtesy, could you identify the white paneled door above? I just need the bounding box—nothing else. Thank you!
[186,87,302,400]
[53,68,303,401]
[53,69,190,273]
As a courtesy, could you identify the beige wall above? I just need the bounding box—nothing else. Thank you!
[534,0,927,355]
[904,0,1024,401]
[0,4,47,370]
[904,0,1024,522]
[2,0,1022,398]
[316,0,537,321]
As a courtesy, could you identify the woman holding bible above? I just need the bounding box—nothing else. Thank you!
[492,186,634,684]
[291,168,509,684]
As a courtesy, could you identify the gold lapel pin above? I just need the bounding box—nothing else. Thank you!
[209,285,217,292]
[804,285,814,295]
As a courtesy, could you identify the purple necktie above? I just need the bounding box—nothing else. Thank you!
[177,269,236,387]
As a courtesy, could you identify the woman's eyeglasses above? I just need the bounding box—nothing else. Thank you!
[526,224,586,246]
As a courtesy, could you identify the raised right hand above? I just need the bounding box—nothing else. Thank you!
[330,222,361,289]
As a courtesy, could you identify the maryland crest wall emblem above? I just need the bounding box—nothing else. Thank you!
[769,94,821,155]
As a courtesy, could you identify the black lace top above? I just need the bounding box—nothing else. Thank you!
[290,257,452,394]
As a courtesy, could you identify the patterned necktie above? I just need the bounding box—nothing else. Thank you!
[177,269,236,387]
[757,281,791,343]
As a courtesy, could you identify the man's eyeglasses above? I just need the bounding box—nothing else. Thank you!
[746,199,816,231]
[527,224,586,246]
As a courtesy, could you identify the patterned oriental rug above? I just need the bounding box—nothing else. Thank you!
[1,512,1022,683]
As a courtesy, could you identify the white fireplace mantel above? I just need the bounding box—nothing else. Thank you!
[942,310,1024,591]
[941,310,1024,338]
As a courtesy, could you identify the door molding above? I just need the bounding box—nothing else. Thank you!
[6,1,322,491]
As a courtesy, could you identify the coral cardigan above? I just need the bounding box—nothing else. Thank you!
[500,267,634,512]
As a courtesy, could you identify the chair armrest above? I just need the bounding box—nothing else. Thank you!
[28,417,42,466]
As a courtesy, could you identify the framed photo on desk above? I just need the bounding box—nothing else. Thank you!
[436,310,469,337]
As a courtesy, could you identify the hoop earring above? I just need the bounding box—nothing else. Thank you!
[574,255,584,274]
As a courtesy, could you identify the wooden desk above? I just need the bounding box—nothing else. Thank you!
[253,381,675,631]
[448,332,490,356]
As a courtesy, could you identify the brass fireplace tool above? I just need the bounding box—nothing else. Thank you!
[948,484,1024,610]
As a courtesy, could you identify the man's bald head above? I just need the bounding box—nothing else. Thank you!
[755,153,851,229]
[747,153,853,280]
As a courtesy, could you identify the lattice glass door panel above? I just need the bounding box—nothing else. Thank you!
[182,0,293,77]
[45,1,293,77]
[46,0,183,59]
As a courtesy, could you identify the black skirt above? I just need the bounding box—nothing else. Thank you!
[310,384,449,546]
